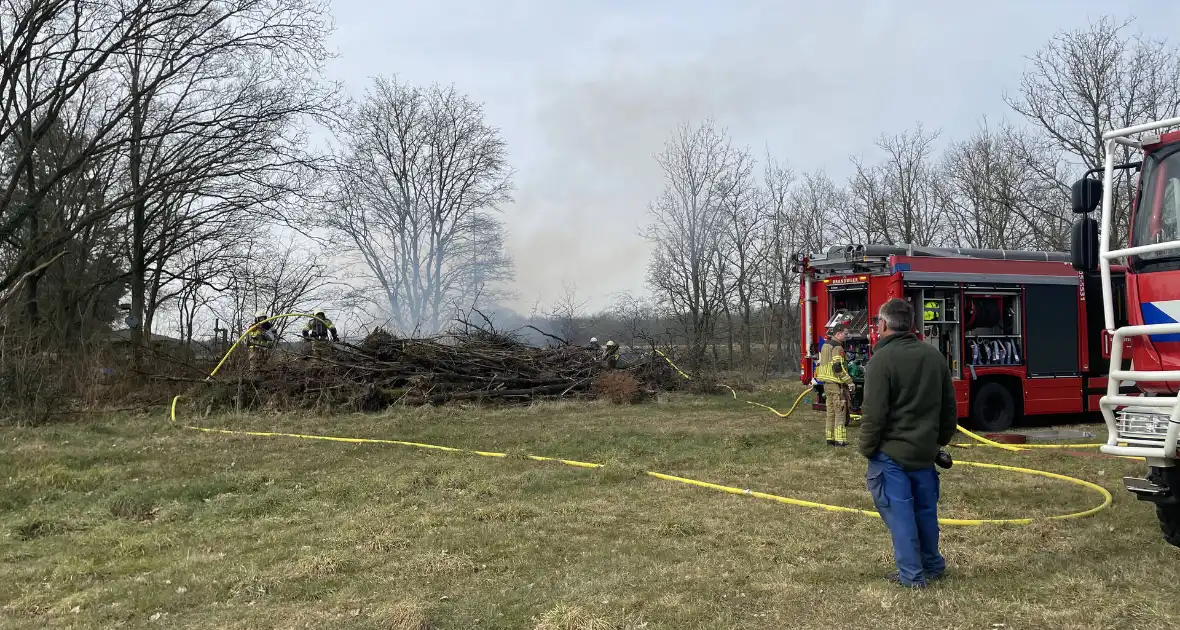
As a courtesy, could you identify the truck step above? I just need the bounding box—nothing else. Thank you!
[1125,476,1171,500]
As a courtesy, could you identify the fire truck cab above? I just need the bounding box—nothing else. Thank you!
[1071,118,1180,546]
[796,244,1128,432]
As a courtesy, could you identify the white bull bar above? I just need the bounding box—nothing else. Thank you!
[1099,324,1180,461]
[1098,115,1180,463]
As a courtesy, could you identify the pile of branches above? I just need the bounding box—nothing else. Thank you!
[220,320,683,411]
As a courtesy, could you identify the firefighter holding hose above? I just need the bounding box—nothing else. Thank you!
[246,311,278,374]
[816,322,855,446]
[301,310,338,360]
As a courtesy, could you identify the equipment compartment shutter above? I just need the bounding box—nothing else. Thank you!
[1025,283,1080,377]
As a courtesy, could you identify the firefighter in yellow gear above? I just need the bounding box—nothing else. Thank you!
[301,310,338,359]
[246,311,278,373]
[816,323,855,446]
[301,311,338,342]
[602,340,619,368]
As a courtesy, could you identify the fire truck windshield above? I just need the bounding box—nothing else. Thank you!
[1132,143,1180,270]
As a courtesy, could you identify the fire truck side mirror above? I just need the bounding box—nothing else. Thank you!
[1071,216,1099,272]
[1071,177,1103,214]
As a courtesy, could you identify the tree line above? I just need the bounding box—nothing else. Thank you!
[637,17,1180,372]
[2,6,1176,388]
[1,0,339,352]
[0,0,517,370]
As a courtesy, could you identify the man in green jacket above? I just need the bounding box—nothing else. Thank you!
[859,298,958,588]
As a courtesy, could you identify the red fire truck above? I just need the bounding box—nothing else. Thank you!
[1070,118,1180,546]
[796,243,1131,431]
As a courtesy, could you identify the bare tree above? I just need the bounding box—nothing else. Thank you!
[752,155,798,371]
[715,147,760,363]
[845,126,947,248]
[787,170,838,253]
[1001,127,1076,250]
[117,0,338,359]
[0,115,126,335]
[844,156,892,245]
[173,247,219,350]
[452,212,516,310]
[609,290,660,349]
[1005,16,1180,246]
[642,119,742,369]
[875,125,948,246]
[941,119,1037,249]
[0,0,338,368]
[546,281,588,344]
[0,1,141,304]
[755,163,841,372]
[328,76,514,335]
[212,236,339,341]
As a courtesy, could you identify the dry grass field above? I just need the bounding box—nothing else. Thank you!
[1,386,1177,629]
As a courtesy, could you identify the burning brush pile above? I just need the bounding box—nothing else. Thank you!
[222,324,684,411]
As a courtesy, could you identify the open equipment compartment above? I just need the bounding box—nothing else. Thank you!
[964,289,1023,368]
[904,286,962,378]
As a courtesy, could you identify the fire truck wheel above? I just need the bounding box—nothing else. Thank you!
[1152,467,1180,547]
[970,381,1016,432]
[1156,504,1180,547]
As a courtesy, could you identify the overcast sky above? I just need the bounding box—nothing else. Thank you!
[322,0,1178,314]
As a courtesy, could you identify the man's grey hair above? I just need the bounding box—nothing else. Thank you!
[879,298,914,333]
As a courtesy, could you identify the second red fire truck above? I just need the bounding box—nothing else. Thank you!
[796,243,1132,431]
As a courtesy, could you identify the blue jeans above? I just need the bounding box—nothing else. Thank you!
[865,452,945,586]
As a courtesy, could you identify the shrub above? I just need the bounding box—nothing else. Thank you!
[593,372,642,404]
[717,371,760,393]
[685,373,724,396]
[0,329,204,425]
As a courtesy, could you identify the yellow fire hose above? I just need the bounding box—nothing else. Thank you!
[663,350,1108,453]
[169,315,1113,527]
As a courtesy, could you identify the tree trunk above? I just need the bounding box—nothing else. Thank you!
[774,306,784,371]
[144,261,164,339]
[725,307,734,368]
[761,306,772,374]
[184,306,196,349]
[23,265,40,326]
[129,51,147,371]
[740,298,753,365]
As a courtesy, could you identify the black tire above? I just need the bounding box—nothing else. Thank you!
[1156,504,1180,547]
[971,381,1016,432]
[1152,467,1180,548]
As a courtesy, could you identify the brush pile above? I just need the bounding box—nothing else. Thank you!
[223,322,684,411]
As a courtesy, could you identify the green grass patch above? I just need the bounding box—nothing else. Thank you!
[0,389,1174,628]
[107,492,158,521]
[11,519,71,541]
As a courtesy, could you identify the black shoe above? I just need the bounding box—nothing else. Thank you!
[826,439,836,446]
[833,441,848,447]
